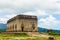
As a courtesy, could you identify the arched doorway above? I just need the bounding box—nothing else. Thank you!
[21,23,24,32]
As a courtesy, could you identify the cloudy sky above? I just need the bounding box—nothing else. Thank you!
[0,0,60,30]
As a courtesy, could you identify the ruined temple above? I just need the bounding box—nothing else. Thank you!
[6,15,38,33]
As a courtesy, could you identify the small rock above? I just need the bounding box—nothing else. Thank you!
[48,36,54,40]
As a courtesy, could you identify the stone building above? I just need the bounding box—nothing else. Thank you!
[6,15,38,32]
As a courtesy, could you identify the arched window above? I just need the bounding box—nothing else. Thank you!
[10,26,11,32]
[15,24,17,32]
[10,26,12,32]
[13,25,14,32]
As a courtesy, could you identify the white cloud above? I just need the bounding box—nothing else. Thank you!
[34,9,48,16]
[0,0,60,25]
[22,9,48,16]
[38,15,60,30]
[0,17,8,24]
[0,9,47,23]
[0,14,17,24]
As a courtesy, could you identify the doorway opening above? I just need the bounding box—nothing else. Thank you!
[21,23,24,32]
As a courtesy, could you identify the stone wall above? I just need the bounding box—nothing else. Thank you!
[6,15,38,32]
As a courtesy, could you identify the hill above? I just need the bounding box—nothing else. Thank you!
[38,27,48,32]
[0,23,6,29]
[38,27,60,35]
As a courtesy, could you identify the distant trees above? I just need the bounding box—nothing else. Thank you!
[47,29,53,35]
[0,29,6,33]
[47,29,60,35]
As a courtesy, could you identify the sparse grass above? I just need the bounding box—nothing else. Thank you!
[25,37,48,40]
[46,32,60,40]
[0,33,48,40]
[0,37,48,40]
[1,33,60,40]
[0,33,30,37]
[53,35,60,40]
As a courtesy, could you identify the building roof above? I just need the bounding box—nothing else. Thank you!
[7,15,37,23]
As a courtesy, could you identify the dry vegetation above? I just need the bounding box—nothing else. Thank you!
[0,33,60,40]
[0,33,48,40]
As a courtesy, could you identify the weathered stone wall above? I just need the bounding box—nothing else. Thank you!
[6,15,38,32]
